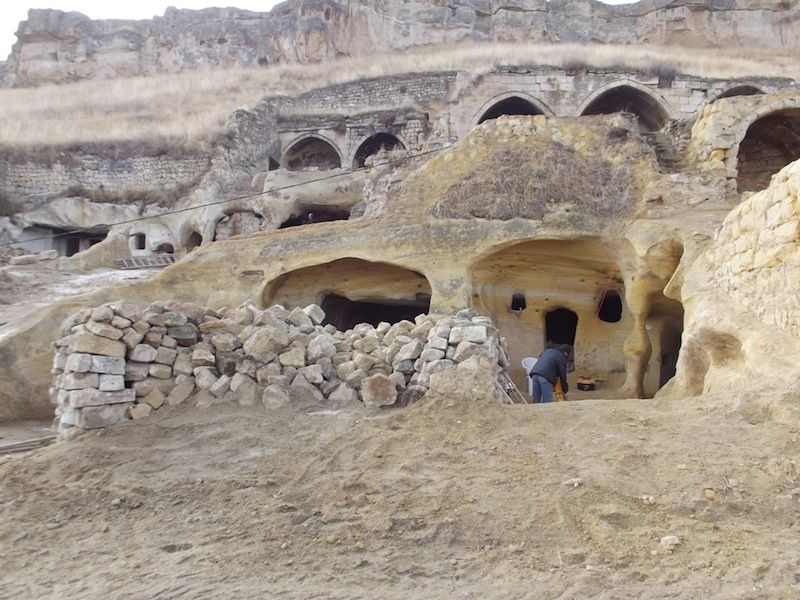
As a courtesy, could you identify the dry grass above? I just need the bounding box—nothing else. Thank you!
[0,42,796,151]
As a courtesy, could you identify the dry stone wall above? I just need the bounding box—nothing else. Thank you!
[50,300,510,437]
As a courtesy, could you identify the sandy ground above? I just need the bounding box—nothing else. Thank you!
[1,385,799,599]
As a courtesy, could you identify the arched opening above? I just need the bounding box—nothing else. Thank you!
[263,258,432,330]
[154,243,174,254]
[736,109,800,192]
[581,85,669,132]
[185,231,202,251]
[545,308,578,346]
[713,86,764,102]
[352,133,405,169]
[597,290,623,323]
[511,293,527,312]
[478,96,543,124]
[214,211,265,241]
[471,238,630,395]
[283,137,341,171]
[645,297,685,393]
[279,206,351,229]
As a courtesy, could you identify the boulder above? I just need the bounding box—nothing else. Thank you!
[303,304,326,325]
[166,380,195,406]
[448,325,488,344]
[70,333,126,357]
[124,361,150,382]
[148,364,172,379]
[279,346,306,368]
[75,403,132,429]
[130,344,158,363]
[90,306,115,323]
[262,384,290,409]
[243,326,289,361]
[329,383,359,405]
[360,373,397,407]
[144,388,165,409]
[307,334,337,362]
[155,346,178,365]
[129,403,153,420]
[65,353,93,373]
[167,323,199,346]
[90,356,125,375]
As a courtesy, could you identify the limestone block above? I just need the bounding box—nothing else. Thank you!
[289,307,313,328]
[243,327,289,361]
[352,351,377,371]
[130,344,158,363]
[68,388,135,408]
[212,332,239,352]
[279,346,306,368]
[353,334,380,354]
[336,360,357,380]
[227,305,254,325]
[430,324,451,340]
[125,361,150,382]
[53,351,68,371]
[132,320,151,336]
[98,374,125,391]
[144,388,165,409]
[155,346,178,366]
[65,353,93,373]
[256,363,282,385]
[394,359,416,375]
[427,335,449,351]
[317,357,336,381]
[161,335,177,349]
[90,306,115,323]
[344,369,367,389]
[329,383,359,405]
[215,351,239,376]
[9,255,38,265]
[253,309,290,331]
[236,356,258,377]
[422,359,455,377]
[173,353,193,376]
[90,356,125,375]
[209,374,231,398]
[303,304,326,325]
[409,321,434,339]
[262,384,290,409]
[449,325,488,344]
[64,372,99,390]
[145,331,163,347]
[110,316,132,330]
[267,374,291,387]
[453,340,490,362]
[233,376,260,406]
[388,372,407,389]
[75,403,132,429]
[122,328,145,350]
[393,339,423,364]
[133,377,175,398]
[290,374,324,403]
[149,364,172,380]
[191,348,216,367]
[129,403,153,420]
[70,333,126,357]
[166,380,195,406]
[307,335,337,362]
[299,364,324,384]
[167,324,199,346]
[420,348,445,362]
[109,301,144,323]
[361,374,397,408]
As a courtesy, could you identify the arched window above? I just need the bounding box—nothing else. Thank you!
[478,96,544,124]
[581,85,669,132]
[597,290,622,323]
[283,137,341,171]
[352,133,405,169]
[511,293,527,312]
[545,308,578,347]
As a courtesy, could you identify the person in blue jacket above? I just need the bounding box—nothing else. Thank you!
[528,344,570,403]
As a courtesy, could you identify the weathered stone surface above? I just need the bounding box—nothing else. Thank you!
[262,384,290,409]
[420,348,445,362]
[209,374,231,398]
[67,388,135,408]
[191,348,215,367]
[194,367,218,390]
[121,328,145,350]
[70,333,126,357]
[108,301,144,323]
[394,339,423,364]
[212,332,239,352]
[63,372,99,391]
[65,353,93,373]
[124,361,150,382]
[144,388,165,409]
[449,325,488,345]
[243,327,289,361]
[299,364,324,385]
[303,304,326,325]
[307,334,337,362]
[329,383,359,405]
[133,377,175,398]
[215,351,239,376]
[130,344,158,363]
[90,306,114,323]
[167,324,199,346]
[148,363,172,379]
[360,373,397,407]
[75,403,132,429]
[289,374,324,403]
[154,346,178,365]
[90,355,125,375]
[84,319,123,341]
[166,380,195,406]
[279,346,306,368]
[129,403,153,420]
[98,374,125,391]
[172,353,193,376]
[110,316,132,330]
[233,376,260,406]
[288,307,313,328]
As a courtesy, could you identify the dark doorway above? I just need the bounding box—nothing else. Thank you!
[736,109,800,192]
[284,137,341,171]
[321,293,431,331]
[581,86,669,132]
[186,231,202,251]
[65,237,80,257]
[545,308,578,346]
[353,133,405,169]
[478,96,543,124]
[598,290,623,323]
[279,207,351,229]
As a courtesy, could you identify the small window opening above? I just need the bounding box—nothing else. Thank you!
[65,237,80,257]
[279,207,350,229]
[155,243,174,254]
[511,293,527,311]
[598,290,623,323]
[186,232,203,251]
[133,233,146,250]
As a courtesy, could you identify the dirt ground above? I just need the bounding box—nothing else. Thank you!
[1,384,799,599]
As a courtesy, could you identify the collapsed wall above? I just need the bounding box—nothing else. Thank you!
[49,300,509,437]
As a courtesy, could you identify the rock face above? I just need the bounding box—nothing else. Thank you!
[3,0,798,87]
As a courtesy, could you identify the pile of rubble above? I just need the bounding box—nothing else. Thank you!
[50,300,509,437]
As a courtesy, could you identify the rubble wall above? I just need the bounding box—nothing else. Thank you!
[50,301,509,436]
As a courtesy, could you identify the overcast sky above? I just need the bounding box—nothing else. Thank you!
[1,1,637,60]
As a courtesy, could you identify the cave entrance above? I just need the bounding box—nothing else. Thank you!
[283,137,342,171]
[262,258,432,329]
[321,293,431,330]
[279,206,351,229]
[185,232,202,251]
[581,85,669,132]
[544,308,578,347]
[645,298,685,393]
[736,109,800,192]
[353,133,406,169]
[478,96,544,124]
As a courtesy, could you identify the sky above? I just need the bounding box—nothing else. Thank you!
[1,0,637,60]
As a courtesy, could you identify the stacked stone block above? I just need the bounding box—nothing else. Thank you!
[52,300,509,436]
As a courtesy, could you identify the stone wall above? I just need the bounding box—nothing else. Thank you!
[50,300,509,437]
[0,152,210,198]
[4,1,798,87]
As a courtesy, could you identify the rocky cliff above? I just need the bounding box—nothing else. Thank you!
[3,0,798,87]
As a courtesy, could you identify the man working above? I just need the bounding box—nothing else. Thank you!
[528,344,570,403]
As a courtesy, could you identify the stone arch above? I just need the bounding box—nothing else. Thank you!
[736,108,800,192]
[262,258,432,330]
[578,81,670,132]
[352,132,407,169]
[281,134,343,171]
[471,92,552,129]
[469,238,631,394]
[712,85,764,103]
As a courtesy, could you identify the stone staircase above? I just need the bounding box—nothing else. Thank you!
[642,132,686,173]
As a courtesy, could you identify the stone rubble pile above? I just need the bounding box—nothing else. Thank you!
[50,300,509,436]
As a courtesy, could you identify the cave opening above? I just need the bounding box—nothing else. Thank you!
[545,308,578,347]
[320,293,431,330]
[597,290,623,323]
[581,86,669,132]
[478,96,543,124]
[279,207,351,229]
[283,137,341,171]
[185,231,202,251]
[736,109,800,192]
[353,133,405,169]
